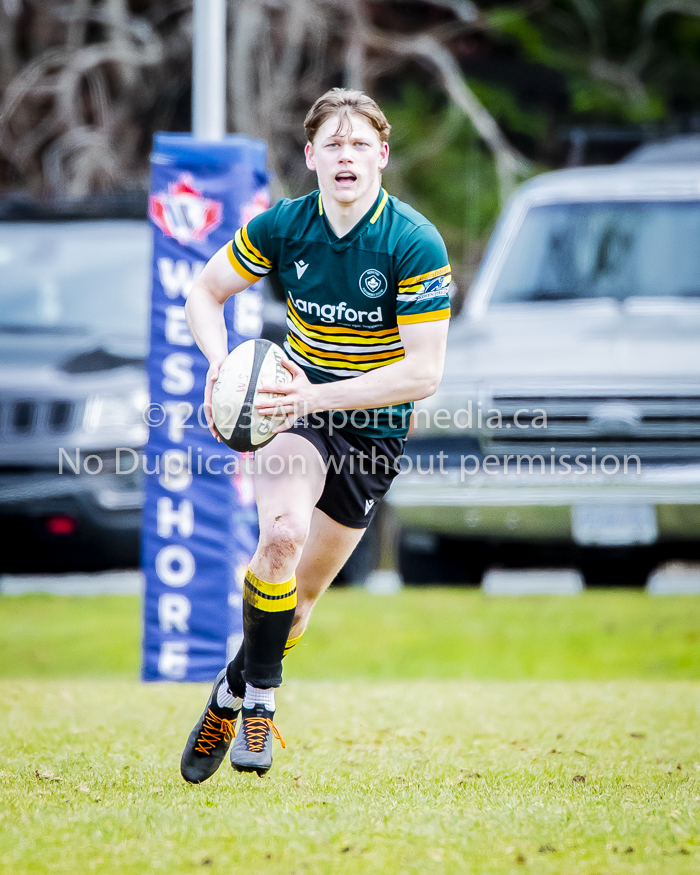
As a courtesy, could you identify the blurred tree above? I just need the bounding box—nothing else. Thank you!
[0,1,530,201]
[482,0,700,152]
[227,0,530,206]
[0,0,192,196]
[2,0,700,282]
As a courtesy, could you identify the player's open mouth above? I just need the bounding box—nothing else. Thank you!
[335,172,357,186]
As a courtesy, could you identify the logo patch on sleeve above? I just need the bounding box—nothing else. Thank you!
[416,274,451,300]
[359,269,388,299]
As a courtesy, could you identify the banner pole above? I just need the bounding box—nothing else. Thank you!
[192,0,227,141]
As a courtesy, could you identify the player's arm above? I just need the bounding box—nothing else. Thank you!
[185,245,255,438]
[186,245,253,365]
[257,317,449,429]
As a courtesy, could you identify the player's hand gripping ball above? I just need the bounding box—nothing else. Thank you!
[212,339,292,451]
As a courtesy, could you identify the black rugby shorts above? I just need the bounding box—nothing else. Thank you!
[290,413,405,529]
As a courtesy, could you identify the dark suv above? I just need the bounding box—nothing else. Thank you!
[0,195,151,572]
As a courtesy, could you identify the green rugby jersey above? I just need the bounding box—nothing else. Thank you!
[226,187,450,438]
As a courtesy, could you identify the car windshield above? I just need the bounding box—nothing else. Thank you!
[0,220,151,343]
[490,201,700,303]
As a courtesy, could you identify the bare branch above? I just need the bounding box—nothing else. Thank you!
[359,25,532,201]
[589,56,649,111]
[641,0,700,30]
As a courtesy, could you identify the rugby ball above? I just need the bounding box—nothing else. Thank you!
[212,339,292,452]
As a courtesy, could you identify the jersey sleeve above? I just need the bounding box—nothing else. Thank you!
[226,203,277,282]
[395,223,451,325]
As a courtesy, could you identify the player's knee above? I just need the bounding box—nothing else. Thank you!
[258,514,308,575]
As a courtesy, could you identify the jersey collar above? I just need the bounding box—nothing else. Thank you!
[318,187,389,248]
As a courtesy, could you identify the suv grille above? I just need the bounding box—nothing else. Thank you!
[0,399,79,438]
[483,391,700,461]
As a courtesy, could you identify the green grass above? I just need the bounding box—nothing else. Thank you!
[1,589,699,680]
[1,590,699,873]
[1,679,699,874]
[0,595,140,678]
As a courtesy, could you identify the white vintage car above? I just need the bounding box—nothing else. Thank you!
[390,164,700,585]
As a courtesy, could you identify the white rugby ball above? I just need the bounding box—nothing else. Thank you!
[212,339,292,452]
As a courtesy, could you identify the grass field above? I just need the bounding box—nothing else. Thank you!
[2,588,699,680]
[1,589,699,874]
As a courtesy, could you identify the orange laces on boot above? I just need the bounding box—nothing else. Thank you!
[242,715,286,752]
[194,709,236,755]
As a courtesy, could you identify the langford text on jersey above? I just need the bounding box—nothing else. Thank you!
[288,294,383,324]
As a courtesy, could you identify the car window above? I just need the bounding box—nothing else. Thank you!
[0,220,151,342]
[490,201,700,303]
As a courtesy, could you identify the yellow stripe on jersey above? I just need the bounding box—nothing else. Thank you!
[234,229,271,271]
[287,335,405,371]
[398,265,451,288]
[396,307,451,325]
[227,241,260,283]
[288,302,401,340]
[241,226,272,268]
[320,188,387,223]
[288,332,406,364]
[369,189,389,224]
[288,321,401,353]
[287,307,400,346]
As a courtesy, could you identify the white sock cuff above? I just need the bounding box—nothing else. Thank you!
[216,682,240,710]
[243,683,275,711]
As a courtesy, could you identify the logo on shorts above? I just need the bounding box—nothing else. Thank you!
[365,499,375,515]
[359,269,387,299]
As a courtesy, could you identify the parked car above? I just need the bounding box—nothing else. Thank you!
[622,133,700,165]
[0,194,287,573]
[390,164,700,585]
[0,195,150,571]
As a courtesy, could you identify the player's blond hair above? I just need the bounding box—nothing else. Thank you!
[304,88,391,144]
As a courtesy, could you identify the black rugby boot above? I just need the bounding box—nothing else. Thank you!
[180,669,241,784]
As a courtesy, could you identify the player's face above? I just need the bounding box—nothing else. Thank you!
[305,113,389,207]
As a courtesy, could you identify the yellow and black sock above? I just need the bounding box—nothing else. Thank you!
[227,595,304,697]
[238,568,296,689]
[283,630,304,657]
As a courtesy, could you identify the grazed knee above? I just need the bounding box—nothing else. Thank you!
[258,514,308,578]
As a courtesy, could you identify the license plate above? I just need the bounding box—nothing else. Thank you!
[571,503,658,546]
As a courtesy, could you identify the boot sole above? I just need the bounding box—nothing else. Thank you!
[231,762,270,777]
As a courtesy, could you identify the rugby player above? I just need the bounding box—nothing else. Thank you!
[180,88,451,782]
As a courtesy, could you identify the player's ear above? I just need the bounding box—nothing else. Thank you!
[378,141,389,170]
[304,142,316,171]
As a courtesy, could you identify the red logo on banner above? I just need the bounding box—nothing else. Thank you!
[149,174,223,244]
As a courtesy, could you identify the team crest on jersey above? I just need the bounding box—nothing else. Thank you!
[359,269,387,299]
[149,173,223,244]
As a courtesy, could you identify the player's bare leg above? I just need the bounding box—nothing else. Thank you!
[229,433,327,774]
[228,504,368,775]
[181,434,325,782]
[251,434,327,583]
[290,508,366,639]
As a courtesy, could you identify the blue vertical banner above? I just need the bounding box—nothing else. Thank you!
[142,133,269,682]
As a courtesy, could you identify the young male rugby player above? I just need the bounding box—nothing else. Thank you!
[180,89,451,782]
